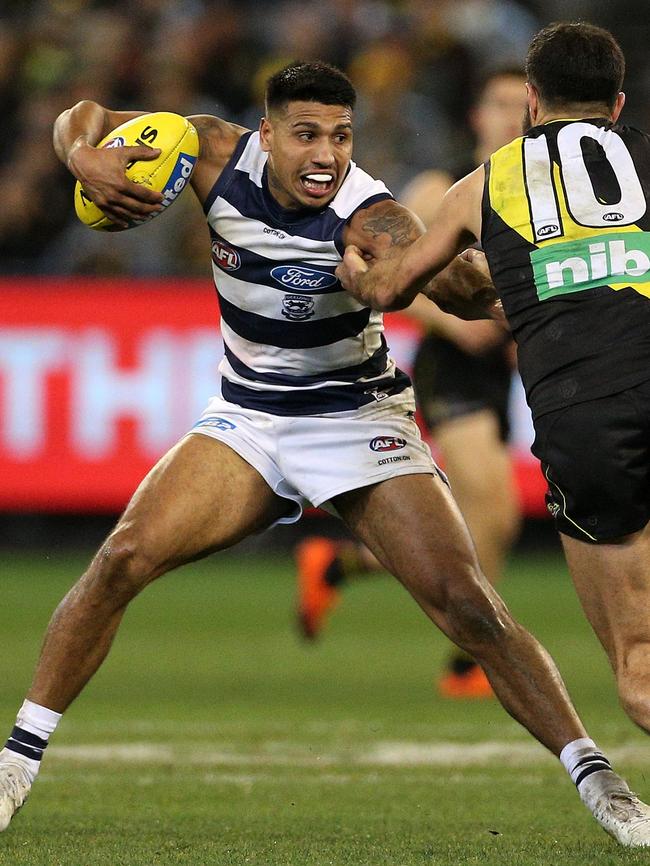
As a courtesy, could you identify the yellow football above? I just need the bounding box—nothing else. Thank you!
[74,112,199,231]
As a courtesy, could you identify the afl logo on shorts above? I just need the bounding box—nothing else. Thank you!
[211,240,240,271]
[194,416,236,431]
[369,436,407,452]
[281,294,315,321]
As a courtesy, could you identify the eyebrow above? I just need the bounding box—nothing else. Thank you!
[290,121,353,131]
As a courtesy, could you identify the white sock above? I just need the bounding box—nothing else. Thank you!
[2,700,62,782]
[560,737,612,788]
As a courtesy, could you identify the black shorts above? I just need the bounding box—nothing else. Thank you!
[412,334,513,440]
[531,380,650,542]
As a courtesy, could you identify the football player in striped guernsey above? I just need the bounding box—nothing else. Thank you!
[0,61,643,844]
[296,68,528,701]
[339,24,650,846]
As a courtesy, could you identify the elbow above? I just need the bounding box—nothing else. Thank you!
[374,285,417,312]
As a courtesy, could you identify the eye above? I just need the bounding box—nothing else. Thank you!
[334,133,350,144]
[298,132,314,142]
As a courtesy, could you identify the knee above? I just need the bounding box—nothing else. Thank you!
[617,671,650,733]
[442,576,515,650]
[88,529,159,603]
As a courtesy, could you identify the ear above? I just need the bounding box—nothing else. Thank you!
[611,91,625,122]
[526,82,540,124]
[259,116,272,153]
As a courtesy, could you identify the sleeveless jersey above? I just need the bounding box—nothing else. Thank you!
[203,131,410,415]
[481,118,650,419]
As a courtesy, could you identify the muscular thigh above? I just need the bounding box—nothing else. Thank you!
[561,522,650,667]
[332,472,486,611]
[112,433,291,570]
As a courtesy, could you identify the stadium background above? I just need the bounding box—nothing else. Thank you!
[5,0,648,535]
[2,3,650,864]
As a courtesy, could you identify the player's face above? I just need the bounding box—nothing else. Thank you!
[471,76,528,152]
[260,101,353,210]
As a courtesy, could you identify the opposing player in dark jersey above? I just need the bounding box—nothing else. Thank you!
[0,61,645,846]
[338,22,650,845]
[297,70,527,700]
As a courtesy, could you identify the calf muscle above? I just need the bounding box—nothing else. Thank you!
[334,473,585,754]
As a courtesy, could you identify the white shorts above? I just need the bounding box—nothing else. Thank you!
[189,388,442,524]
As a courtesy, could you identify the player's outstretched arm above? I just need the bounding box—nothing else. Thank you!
[337,168,485,312]
[53,100,165,227]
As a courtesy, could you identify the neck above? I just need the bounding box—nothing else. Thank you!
[265,163,299,211]
[534,103,613,126]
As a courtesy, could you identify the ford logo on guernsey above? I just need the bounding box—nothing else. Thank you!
[212,240,241,271]
[369,436,407,452]
[271,265,337,291]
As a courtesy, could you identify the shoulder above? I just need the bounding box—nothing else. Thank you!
[187,115,250,204]
[189,115,248,162]
[330,161,392,220]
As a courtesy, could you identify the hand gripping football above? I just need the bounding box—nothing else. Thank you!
[74,112,199,231]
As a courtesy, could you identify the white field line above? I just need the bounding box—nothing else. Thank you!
[46,741,650,767]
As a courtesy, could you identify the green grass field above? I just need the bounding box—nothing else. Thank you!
[0,543,648,865]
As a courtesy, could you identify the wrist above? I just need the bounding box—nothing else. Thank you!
[66,137,94,176]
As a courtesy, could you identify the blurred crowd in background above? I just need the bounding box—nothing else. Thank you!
[1,0,649,278]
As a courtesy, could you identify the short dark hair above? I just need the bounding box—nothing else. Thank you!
[265,61,356,114]
[526,22,624,109]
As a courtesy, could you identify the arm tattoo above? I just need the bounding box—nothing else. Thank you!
[361,212,416,247]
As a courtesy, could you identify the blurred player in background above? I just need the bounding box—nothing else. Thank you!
[297,69,527,700]
[0,59,646,847]
[339,21,650,844]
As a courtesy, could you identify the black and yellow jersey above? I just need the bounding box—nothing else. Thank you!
[482,117,650,419]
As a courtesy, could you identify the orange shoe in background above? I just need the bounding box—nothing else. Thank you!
[296,537,342,640]
[438,662,494,699]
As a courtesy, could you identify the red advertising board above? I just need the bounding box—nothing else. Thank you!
[0,278,547,514]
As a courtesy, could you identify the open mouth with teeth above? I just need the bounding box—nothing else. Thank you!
[300,172,336,198]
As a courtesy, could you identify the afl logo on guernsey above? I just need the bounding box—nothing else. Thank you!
[369,436,407,452]
[536,224,559,237]
[211,240,240,271]
[271,265,337,291]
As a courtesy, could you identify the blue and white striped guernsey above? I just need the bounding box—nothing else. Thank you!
[203,131,411,415]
